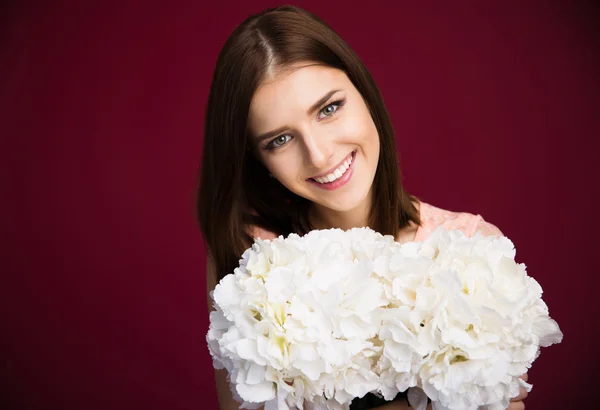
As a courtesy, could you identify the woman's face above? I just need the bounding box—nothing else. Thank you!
[248,63,380,215]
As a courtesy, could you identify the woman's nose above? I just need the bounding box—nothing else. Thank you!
[302,132,332,169]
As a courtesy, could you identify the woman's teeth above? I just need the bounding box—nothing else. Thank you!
[313,154,353,184]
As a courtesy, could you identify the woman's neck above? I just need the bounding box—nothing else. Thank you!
[308,196,372,231]
[308,197,421,243]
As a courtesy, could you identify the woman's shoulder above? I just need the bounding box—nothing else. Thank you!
[415,201,503,240]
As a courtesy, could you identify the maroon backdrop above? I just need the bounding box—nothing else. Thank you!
[2,1,599,409]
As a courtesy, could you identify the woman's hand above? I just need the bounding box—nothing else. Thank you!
[507,373,529,410]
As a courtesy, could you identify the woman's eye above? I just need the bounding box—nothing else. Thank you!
[268,134,292,149]
[318,100,343,120]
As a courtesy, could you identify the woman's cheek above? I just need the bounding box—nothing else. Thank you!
[338,113,368,141]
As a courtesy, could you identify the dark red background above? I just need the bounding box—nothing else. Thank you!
[2,1,599,409]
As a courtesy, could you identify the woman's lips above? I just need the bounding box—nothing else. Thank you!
[308,151,356,191]
[309,151,355,180]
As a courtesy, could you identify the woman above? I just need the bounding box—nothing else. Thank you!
[197,5,528,410]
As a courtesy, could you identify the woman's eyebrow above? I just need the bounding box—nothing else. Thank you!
[255,126,289,144]
[254,89,343,144]
[306,89,342,115]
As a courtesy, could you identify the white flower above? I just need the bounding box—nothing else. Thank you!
[377,227,562,410]
[207,228,396,409]
[207,226,563,410]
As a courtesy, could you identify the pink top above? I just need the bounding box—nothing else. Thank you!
[413,202,503,240]
[250,201,503,242]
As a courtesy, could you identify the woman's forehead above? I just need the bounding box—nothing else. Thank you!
[248,64,350,129]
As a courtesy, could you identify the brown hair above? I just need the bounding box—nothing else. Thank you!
[196,5,420,280]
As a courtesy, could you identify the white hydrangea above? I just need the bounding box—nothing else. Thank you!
[207,226,563,410]
[377,227,563,410]
[207,228,397,410]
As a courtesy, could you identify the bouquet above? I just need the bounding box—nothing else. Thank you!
[206,227,562,410]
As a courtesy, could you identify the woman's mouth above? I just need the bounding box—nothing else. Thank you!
[307,151,356,191]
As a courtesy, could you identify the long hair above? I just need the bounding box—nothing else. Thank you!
[197,5,420,280]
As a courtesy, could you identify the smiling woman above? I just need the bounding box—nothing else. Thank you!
[248,64,381,228]
[196,5,528,410]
